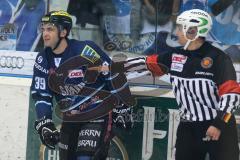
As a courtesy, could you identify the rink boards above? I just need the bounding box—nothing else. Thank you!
[0,50,240,160]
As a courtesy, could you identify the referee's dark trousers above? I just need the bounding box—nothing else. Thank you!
[175,116,239,160]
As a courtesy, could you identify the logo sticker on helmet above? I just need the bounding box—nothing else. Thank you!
[41,17,50,22]
[51,10,72,18]
[176,9,212,39]
[199,17,208,27]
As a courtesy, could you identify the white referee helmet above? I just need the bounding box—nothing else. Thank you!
[176,9,213,49]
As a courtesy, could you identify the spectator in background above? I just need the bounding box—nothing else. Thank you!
[130,0,175,42]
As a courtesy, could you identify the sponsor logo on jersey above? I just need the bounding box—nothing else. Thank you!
[68,69,84,78]
[172,54,187,64]
[171,54,187,72]
[34,63,48,74]
[79,129,101,137]
[78,140,97,148]
[78,129,101,148]
[81,45,100,63]
[195,71,214,77]
[171,63,184,72]
[201,57,213,69]
[37,56,43,63]
[54,58,61,67]
[59,82,85,96]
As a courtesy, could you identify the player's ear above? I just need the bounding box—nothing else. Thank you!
[60,29,67,38]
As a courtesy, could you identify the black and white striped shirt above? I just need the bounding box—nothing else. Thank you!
[170,76,219,121]
[155,42,240,122]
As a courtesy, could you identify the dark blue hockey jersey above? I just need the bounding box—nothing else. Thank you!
[31,39,113,119]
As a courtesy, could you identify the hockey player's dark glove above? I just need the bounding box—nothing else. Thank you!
[34,117,60,149]
[112,104,134,130]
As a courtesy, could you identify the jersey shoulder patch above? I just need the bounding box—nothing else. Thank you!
[81,45,100,63]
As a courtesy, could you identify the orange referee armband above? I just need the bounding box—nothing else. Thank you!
[146,54,166,76]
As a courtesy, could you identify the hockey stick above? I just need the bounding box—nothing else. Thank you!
[49,55,169,122]
[49,55,136,122]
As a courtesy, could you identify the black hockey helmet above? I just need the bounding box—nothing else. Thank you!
[41,10,72,36]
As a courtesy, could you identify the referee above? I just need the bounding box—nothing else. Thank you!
[96,8,240,160]
[145,9,240,160]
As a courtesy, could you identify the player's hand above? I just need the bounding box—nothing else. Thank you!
[206,125,221,141]
[146,55,168,76]
[87,55,169,77]
[34,117,60,149]
[112,104,133,130]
